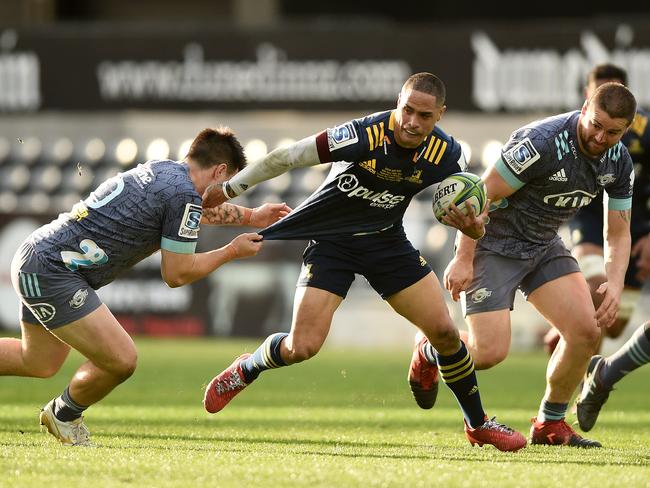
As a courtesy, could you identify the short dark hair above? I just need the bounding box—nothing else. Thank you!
[402,72,446,106]
[589,82,637,125]
[588,63,628,86]
[187,126,246,173]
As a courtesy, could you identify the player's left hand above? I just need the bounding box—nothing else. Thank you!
[202,183,229,208]
[250,202,292,227]
[594,281,622,329]
[442,200,490,240]
[631,234,650,282]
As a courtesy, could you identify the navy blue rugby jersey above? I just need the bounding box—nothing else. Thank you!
[481,111,634,259]
[261,110,464,240]
[571,107,650,241]
[29,159,202,289]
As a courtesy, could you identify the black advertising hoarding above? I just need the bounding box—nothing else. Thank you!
[1,20,649,113]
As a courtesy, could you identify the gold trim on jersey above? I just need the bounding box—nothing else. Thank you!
[359,159,377,174]
[422,136,448,164]
[366,122,385,151]
[388,111,395,131]
[630,113,648,138]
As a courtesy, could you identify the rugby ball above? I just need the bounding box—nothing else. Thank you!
[432,172,487,224]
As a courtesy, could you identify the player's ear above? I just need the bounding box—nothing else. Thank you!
[438,105,447,121]
[580,100,589,115]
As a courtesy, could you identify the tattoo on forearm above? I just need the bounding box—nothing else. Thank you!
[202,203,244,225]
[618,209,631,224]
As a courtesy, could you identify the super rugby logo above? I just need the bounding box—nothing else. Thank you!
[543,190,597,208]
[335,173,406,209]
[179,203,202,238]
[597,174,616,186]
[503,138,541,174]
[327,123,359,151]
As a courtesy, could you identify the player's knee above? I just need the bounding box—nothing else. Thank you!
[563,320,599,348]
[284,341,320,363]
[425,324,460,352]
[107,352,138,381]
[472,346,508,370]
[28,361,63,379]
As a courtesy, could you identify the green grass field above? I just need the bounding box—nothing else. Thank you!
[1,338,649,487]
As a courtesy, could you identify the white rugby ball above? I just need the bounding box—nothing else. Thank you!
[432,172,487,224]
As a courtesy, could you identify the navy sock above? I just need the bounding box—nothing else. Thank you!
[600,322,650,389]
[435,341,486,428]
[53,386,87,422]
[240,332,288,383]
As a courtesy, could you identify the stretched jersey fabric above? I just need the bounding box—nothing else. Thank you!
[260,110,464,240]
[29,159,202,289]
[481,111,634,259]
[571,107,650,241]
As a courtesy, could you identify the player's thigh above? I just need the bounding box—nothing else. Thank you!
[527,272,598,341]
[51,304,137,376]
[465,310,512,362]
[289,286,343,349]
[19,320,71,375]
[386,271,454,334]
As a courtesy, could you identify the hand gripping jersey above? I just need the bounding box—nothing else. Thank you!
[571,107,650,241]
[28,160,202,289]
[482,111,634,259]
[260,110,465,240]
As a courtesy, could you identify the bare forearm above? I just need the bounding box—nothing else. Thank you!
[224,136,320,197]
[605,233,631,289]
[202,203,251,225]
[167,246,237,287]
[455,231,478,261]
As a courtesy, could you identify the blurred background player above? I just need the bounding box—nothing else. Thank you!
[414,82,637,448]
[3,127,290,446]
[201,72,527,452]
[544,64,650,355]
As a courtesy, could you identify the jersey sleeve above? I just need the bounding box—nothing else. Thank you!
[160,192,203,254]
[315,117,370,164]
[495,128,552,189]
[605,147,634,210]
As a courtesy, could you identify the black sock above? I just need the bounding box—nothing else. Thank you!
[53,386,87,422]
[435,341,486,428]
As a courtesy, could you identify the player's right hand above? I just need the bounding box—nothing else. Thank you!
[202,182,229,208]
[229,233,263,258]
[444,257,473,301]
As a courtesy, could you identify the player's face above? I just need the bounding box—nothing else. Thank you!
[578,102,629,158]
[394,88,445,148]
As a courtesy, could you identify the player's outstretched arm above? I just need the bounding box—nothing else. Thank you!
[159,233,262,287]
[202,202,291,227]
[201,136,321,208]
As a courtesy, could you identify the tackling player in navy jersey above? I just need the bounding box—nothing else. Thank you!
[4,127,290,446]
[414,82,637,448]
[201,73,527,452]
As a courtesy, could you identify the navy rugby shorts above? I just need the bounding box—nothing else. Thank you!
[10,240,103,329]
[297,233,432,299]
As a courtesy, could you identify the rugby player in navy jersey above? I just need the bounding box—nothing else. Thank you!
[418,82,637,448]
[3,127,290,446]
[201,72,527,452]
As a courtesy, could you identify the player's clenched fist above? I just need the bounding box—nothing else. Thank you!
[229,233,263,258]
